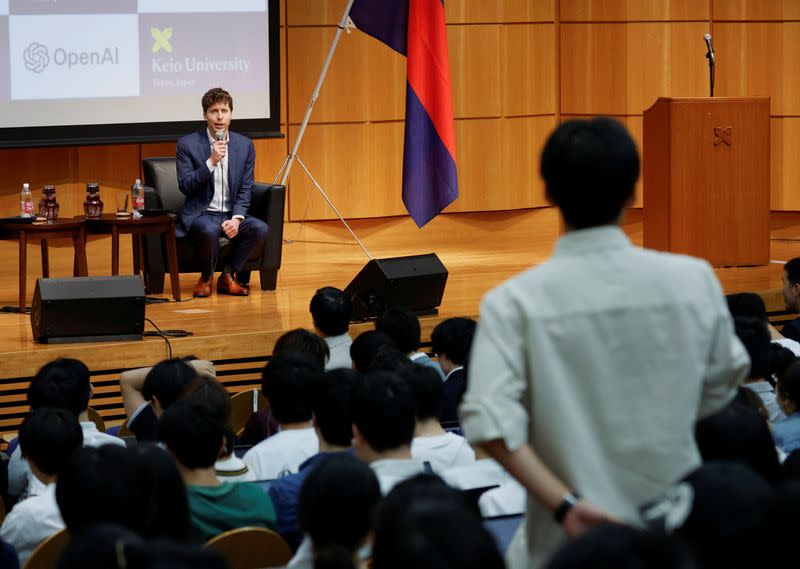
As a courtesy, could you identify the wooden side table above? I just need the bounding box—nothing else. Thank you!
[0,219,88,311]
[82,214,181,301]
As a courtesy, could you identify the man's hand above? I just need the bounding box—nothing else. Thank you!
[210,139,228,166]
[221,217,241,239]
[561,500,618,537]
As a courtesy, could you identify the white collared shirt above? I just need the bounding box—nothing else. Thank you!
[0,482,64,566]
[205,129,230,213]
[243,427,319,480]
[324,333,353,370]
[370,457,427,494]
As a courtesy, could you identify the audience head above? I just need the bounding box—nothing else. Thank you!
[784,257,800,311]
[313,368,362,448]
[273,328,330,370]
[351,371,416,461]
[350,330,394,373]
[19,407,83,479]
[159,399,226,471]
[298,454,381,563]
[405,365,445,421]
[28,357,91,416]
[726,292,767,322]
[142,359,198,416]
[778,359,800,416]
[180,378,234,457]
[540,117,639,229]
[262,352,323,424]
[375,307,421,355]
[431,317,476,374]
[368,346,415,374]
[733,316,770,379]
[310,286,352,337]
[769,344,796,386]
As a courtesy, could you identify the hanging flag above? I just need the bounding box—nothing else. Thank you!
[350,0,459,228]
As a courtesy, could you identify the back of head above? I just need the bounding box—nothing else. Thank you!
[273,328,330,370]
[310,286,352,337]
[180,378,234,455]
[786,257,800,286]
[350,330,394,373]
[28,357,91,416]
[56,445,156,536]
[314,368,362,447]
[733,316,770,379]
[298,454,380,553]
[19,407,83,476]
[375,307,421,354]
[404,365,445,421]
[262,352,324,424]
[159,399,226,470]
[142,359,198,410]
[368,346,414,374]
[769,344,796,385]
[726,292,767,322]
[540,117,639,229]
[431,317,477,366]
[778,359,800,407]
[351,371,416,453]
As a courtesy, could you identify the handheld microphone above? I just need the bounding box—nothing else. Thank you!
[703,33,714,62]
[214,130,225,142]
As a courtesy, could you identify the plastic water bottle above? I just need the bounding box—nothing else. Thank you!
[20,183,34,218]
[131,178,145,213]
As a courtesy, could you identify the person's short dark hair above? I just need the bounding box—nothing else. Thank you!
[262,353,324,424]
[368,346,414,374]
[180,378,234,456]
[733,316,770,379]
[769,344,796,387]
[159,400,226,470]
[142,359,197,409]
[778,359,800,406]
[201,87,233,113]
[404,365,444,420]
[298,454,380,554]
[431,317,477,366]
[375,307,422,354]
[314,369,362,447]
[28,358,91,415]
[273,328,330,370]
[310,287,352,337]
[19,407,83,476]
[56,445,157,537]
[785,257,800,286]
[352,371,415,452]
[350,330,394,374]
[726,293,767,321]
[540,117,640,229]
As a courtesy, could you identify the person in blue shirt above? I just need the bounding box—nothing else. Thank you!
[775,359,800,453]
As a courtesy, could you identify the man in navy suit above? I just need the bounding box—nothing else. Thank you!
[176,87,268,297]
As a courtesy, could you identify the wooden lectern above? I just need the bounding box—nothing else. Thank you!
[643,97,770,267]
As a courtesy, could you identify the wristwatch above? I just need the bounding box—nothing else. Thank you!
[553,492,581,524]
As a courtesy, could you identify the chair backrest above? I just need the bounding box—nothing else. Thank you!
[142,157,185,213]
[205,526,291,569]
[230,389,270,437]
[86,406,105,432]
[23,528,69,569]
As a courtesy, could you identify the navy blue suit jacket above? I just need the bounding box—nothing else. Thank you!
[175,128,255,237]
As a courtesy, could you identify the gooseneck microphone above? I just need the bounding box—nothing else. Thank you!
[703,33,715,97]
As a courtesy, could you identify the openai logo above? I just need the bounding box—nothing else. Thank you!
[24,42,50,73]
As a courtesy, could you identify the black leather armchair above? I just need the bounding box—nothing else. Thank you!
[140,157,285,292]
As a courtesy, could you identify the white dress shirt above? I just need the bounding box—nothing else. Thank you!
[243,427,319,480]
[324,333,353,370]
[0,482,64,566]
[370,457,427,495]
[411,433,475,472]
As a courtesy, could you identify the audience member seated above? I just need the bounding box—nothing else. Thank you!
[288,454,381,569]
[431,317,476,424]
[159,399,276,543]
[270,368,361,551]
[727,291,800,355]
[734,316,785,422]
[273,329,329,370]
[781,257,800,345]
[774,359,800,453]
[120,357,212,441]
[406,366,475,472]
[0,408,82,565]
[310,286,354,370]
[770,344,797,387]
[351,371,426,493]
[371,474,504,569]
[243,353,323,480]
[8,358,125,500]
[349,330,394,374]
[375,307,445,379]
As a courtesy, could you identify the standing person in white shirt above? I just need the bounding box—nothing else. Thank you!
[460,117,750,569]
[8,358,126,500]
[243,354,322,480]
[310,286,354,370]
[0,408,83,565]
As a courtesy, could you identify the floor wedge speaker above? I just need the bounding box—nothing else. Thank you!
[344,253,448,320]
[31,276,146,343]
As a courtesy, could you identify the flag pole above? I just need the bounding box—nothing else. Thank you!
[274,0,373,259]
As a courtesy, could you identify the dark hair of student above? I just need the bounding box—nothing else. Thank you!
[431,317,477,366]
[785,257,800,286]
[19,407,83,475]
[351,371,415,452]
[375,307,421,354]
[142,359,198,409]
[314,368,362,447]
[726,292,767,321]
[733,316,770,379]
[404,365,445,420]
[310,287,352,337]
[28,358,91,415]
[159,400,226,470]
[349,330,394,374]
[262,352,324,424]
[779,359,800,406]
[180,378,235,456]
[367,346,414,374]
[768,344,796,388]
[273,328,330,370]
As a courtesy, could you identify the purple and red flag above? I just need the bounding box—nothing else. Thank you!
[350,0,459,228]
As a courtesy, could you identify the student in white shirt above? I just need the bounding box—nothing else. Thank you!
[0,408,83,565]
[310,286,354,370]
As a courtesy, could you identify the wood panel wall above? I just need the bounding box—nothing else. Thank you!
[0,0,798,221]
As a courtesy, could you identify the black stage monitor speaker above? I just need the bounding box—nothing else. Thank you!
[31,276,146,343]
[344,253,448,321]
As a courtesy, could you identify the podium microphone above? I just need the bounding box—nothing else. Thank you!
[703,33,715,97]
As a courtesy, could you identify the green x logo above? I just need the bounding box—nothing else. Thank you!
[151,27,173,54]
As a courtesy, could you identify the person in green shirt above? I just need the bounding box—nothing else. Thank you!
[159,398,276,543]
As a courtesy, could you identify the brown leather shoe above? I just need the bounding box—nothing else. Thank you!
[217,273,249,296]
[192,276,212,298]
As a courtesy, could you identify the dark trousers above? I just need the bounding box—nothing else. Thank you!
[188,211,268,279]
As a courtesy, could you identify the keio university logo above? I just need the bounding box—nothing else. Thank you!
[151,27,173,54]
[24,42,50,73]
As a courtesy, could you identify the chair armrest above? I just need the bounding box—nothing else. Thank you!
[251,183,285,271]
[143,185,164,209]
